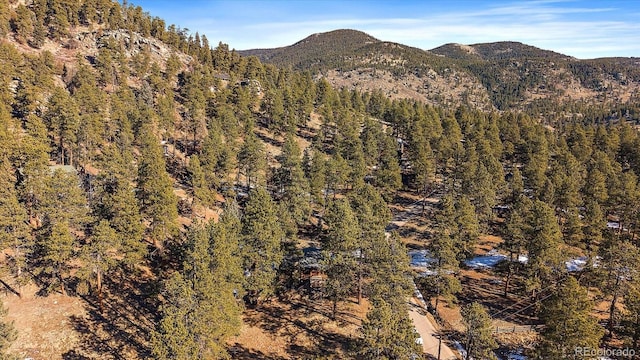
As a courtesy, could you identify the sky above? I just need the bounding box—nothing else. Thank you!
[128,0,640,59]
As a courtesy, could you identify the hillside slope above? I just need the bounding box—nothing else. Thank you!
[244,30,640,112]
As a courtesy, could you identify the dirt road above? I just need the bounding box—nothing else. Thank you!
[386,194,458,359]
[408,298,458,360]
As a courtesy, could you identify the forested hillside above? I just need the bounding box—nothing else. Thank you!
[1,1,640,360]
[244,29,640,116]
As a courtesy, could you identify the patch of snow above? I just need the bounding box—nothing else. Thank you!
[408,249,436,268]
[418,269,454,277]
[452,341,466,359]
[565,256,601,272]
[464,249,507,269]
[507,354,527,360]
[517,254,528,263]
[566,257,588,272]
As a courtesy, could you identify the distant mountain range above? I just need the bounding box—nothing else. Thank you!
[240,29,640,111]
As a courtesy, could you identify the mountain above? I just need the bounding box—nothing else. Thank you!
[430,41,573,61]
[243,30,640,111]
[240,29,378,67]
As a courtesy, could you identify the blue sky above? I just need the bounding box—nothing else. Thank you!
[129,0,640,59]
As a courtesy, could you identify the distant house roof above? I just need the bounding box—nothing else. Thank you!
[49,165,77,175]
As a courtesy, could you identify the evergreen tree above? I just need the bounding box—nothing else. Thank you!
[0,158,31,288]
[525,200,564,300]
[210,202,244,298]
[623,282,640,352]
[599,238,639,337]
[137,125,179,251]
[237,128,265,188]
[12,4,34,44]
[305,147,327,210]
[501,195,532,297]
[367,232,413,304]
[94,147,146,268]
[322,198,360,316]
[44,87,79,165]
[188,155,214,208]
[454,196,479,260]
[39,220,75,295]
[38,168,90,228]
[359,297,420,360]
[537,277,604,359]
[82,220,118,312]
[273,134,310,227]
[582,198,604,261]
[153,224,241,359]
[461,302,497,360]
[0,301,16,360]
[424,230,461,314]
[241,187,284,306]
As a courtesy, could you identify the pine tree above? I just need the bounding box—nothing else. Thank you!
[323,198,360,317]
[153,224,241,359]
[368,232,413,302]
[525,200,564,300]
[273,134,310,227]
[359,297,420,360]
[94,146,146,268]
[82,220,118,312]
[305,147,327,209]
[40,220,75,295]
[423,230,461,314]
[599,238,639,337]
[12,4,35,44]
[38,168,91,229]
[44,87,79,165]
[241,187,284,306]
[461,302,497,360]
[623,282,640,352]
[582,198,604,261]
[188,155,214,208]
[454,196,479,260]
[137,125,179,251]
[210,202,244,298]
[501,195,532,297]
[537,277,604,359]
[0,158,31,288]
[237,128,265,188]
[0,301,17,359]
[509,167,524,202]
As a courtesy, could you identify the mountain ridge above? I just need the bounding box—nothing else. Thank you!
[240,29,640,111]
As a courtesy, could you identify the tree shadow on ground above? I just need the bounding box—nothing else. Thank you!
[62,272,159,359]
[242,294,358,359]
[459,273,538,325]
[229,343,288,360]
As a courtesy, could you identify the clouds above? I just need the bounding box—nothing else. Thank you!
[132,0,640,58]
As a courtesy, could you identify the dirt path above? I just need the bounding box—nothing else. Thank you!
[386,193,459,359]
[408,299,457,360]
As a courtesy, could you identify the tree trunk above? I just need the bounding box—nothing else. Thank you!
[504,265,512,298]
[97,269,104,314]
[357,271,362,305]
[464,337,471,360]
[332,297,338,320]
[608,277,620,337]
[60,276,66,296]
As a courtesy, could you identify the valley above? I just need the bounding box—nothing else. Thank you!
[0,1,639,360]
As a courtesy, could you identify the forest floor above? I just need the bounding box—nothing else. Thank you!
[230,294,367,359]
[4,283,85,359]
